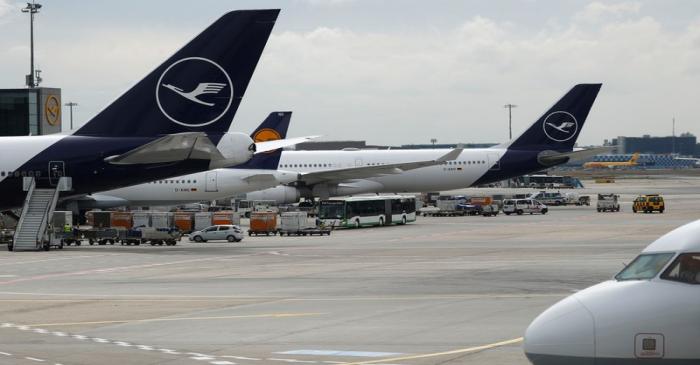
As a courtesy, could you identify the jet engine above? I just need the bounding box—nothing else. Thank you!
[211,132,255,168]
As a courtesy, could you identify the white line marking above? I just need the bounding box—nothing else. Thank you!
[159,349,181,354]
[32,329,48,334]
[71,335,87,340]
[25,357,46,362]
[222,356,261,361]
[0,323,14,328]
[267,358,317,363]
[0,275,17,278]
[210,361,236,365]
[113,341,132,347]
[279,350,402,358]
[191,356,216,361]
[16,325,30,331]
[92,338,109,343]
[0,351,12,356]
[52,332,66,337]
[136,345,154,351]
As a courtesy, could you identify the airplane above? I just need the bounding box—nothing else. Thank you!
[0,9,281,211]
[67,112,460,209]
[70,111,304,209]
[582,152,640,169]
[524,219,700,364]
[244,84,606,203]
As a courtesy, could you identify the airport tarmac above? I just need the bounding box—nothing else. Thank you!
[0,176,698,365]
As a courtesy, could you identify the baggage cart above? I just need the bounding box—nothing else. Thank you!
[248,212,277,236]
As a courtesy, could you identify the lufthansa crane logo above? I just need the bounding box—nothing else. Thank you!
[542,111,578,142]
[156,57,233,127]
[45,95,61,126]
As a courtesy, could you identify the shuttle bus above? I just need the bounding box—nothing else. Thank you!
[318,195,417,228]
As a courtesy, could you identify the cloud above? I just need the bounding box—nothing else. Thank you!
[575,1,642,23]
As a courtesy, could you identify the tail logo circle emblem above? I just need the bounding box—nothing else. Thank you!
[156,57,233,127]
[543,111,578,142]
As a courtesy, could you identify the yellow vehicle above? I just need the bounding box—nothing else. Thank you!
[632,194,665,213]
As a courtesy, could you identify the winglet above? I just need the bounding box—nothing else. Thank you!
[436,147,463,162]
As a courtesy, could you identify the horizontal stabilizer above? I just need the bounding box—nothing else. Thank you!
[299,147,462,185]
[255,135,321,154]
[538,146,614,166]
[104,132,223,165]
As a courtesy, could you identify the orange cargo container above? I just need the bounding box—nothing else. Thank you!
[470,196,493,206]
[249,212,277,236]
[110,212,133,229]
[212,211,234,225]
[174,212,194,232]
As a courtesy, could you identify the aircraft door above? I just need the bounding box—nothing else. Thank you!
[355,158,363,167]
[487,153,501,171]
[48,161,65,186]
[205,171,218,192]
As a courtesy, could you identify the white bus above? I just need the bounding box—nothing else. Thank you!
[318,195,417,228]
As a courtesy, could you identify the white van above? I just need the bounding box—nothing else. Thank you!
[503,199,548,215]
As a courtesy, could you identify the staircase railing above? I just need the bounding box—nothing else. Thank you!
[15,177,36,245]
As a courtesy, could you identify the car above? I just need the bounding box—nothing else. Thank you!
[189,225,244,243]
[632,194,665,213]
[503,198,548,215]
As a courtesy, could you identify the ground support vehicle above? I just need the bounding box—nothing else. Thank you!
[319,195,417,228]
[529,191,566,206]
[503,199,548,215]
[597,194,620,212]
[120,229,143,246]
[633,194,665,213]
[83,228,120,245]
[0,229,14,245]
[142,227,180,246]
[573,195,591,206]
[278,212,331,236]
[53,229,82,246]
[418,206,441,217]
[480,204,500,217]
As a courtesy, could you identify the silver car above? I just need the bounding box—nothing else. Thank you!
[189,225,244,243]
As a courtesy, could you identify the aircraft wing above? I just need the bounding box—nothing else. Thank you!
[105,132,224,165]
[538,146,614,166]
[298,148,462,185]
[255,136,321,154]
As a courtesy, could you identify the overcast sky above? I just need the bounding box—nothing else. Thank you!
[0,0,698,146]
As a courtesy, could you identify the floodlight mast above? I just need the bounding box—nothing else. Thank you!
[21,1,42,88]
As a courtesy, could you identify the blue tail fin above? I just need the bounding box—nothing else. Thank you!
[508,84,601,152]
[234,111,291,170]
[74,9,279,137]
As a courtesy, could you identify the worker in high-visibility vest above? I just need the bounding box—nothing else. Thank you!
[63,224,71,233]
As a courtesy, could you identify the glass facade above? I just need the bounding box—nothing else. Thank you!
[0,90,36,136]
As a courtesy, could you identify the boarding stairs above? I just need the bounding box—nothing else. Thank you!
[11,177,71,251]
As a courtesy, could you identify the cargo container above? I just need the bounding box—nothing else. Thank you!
[194,212,213,231]
[212,211,240,226]
[151,212,172,229]
[173,212,194,232]
[52,211,73,228]
[249,212,277,236]
[132,211,150,228]
[92,211,111,228]
[110,212,133,229]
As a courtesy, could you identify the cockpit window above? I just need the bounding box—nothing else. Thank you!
[615,253,675,281]
[661,253,700,285]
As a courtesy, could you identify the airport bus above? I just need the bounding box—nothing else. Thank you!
[318,195,417,228]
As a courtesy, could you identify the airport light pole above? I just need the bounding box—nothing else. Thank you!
[21,1,42,88]
[504,104,517,140]
[65,102,78,130]
[430,138,437,146]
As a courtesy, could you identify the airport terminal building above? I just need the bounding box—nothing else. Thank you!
[0,87,62,136]
[614,134,697,156]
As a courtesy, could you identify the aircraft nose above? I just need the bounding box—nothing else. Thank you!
[524,295,595,364]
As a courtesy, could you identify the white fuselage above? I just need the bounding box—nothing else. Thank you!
[277,148,503,192]
[92,148,504,207]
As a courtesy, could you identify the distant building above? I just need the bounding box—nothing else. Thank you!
[0,88,62,136]
[616,134,696,156]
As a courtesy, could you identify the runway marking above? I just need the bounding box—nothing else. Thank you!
[342,337,524,364]
[279,350,402,358]
[210,361,237,365]
[0,351,11,356]
[25,357,46,362]
[191,355,216,360]
[28,312,324,327]
[268,358,318,363]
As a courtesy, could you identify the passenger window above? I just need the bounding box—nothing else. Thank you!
[661,253,700,284]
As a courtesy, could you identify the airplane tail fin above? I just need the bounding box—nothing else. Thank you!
[234,112,291,170]
[74,9,279,138]
[506,84,601,152]
[630,152,640,164]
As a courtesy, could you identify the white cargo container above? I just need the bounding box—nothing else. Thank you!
[194,212,213,231]
[280,212,312,232]
[132,211,151,228]
[150,212,172,229]
[52,211,73,227]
